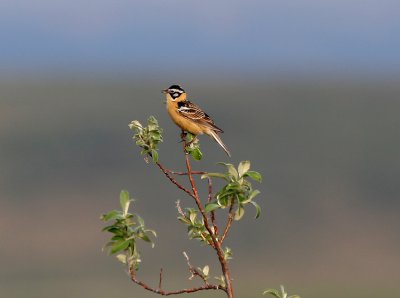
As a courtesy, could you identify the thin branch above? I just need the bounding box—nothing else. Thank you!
[176,200,186,218]
[156,161,196,199]
[166,169,206,176]
[207,177,218,236]
[182,140,234,298]
[158,268,163,290]
[128,259,224,296]
[221,201,235,244]
[183,251,209,285]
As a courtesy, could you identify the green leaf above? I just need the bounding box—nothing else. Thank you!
[102,225,120,233]
[150,131,162,141]
[201,173,227,180]
[242,189,261,204]
[238,160,251,177]
[137,232,152,243]
[223,246,233,261]
[214,275,226,288]
[234,205,245,220]
[204,202,220,213]
[189,211,197,224]
[263,289,281,298]
[137,215,145,227]
[101,210,123,221]
[202,265,209,276]
[217,162,238,180]
[190,147,203,160]
[249,189,260,201]
[146,229,157,238]
[151,149,159,163]
[116,254,127,264]
[289,296,301,298]
[120,190,131,215]
[250,201,261,218]
[111,235,124,241]
[129,120,142,130]
[147,116,159,131]
[244,171,262,182]
[110,239,131,254]
[225,182,241,191]
[178,216,191,225]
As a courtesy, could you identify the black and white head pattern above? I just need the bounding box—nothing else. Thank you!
[167,84,185,100]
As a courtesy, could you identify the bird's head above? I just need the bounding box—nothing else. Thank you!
[162,84,187,102]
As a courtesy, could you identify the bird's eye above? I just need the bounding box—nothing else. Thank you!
[173,93,179,97]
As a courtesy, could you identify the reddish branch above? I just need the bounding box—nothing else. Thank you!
[155,162,195,199]
[141,137,235,298]
[221,202,235,244]
[165,170,206,176]
[183,251,208,284]
[207,177,218,236]
[129,265,222,296]
[182,142,235,298]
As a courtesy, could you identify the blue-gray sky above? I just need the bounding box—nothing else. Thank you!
[1,0,399,77]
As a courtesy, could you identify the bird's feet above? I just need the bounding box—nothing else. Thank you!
[180,130,187,142]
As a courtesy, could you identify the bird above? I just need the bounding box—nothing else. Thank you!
[162,84,231,157]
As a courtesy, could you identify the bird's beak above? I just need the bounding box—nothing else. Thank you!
[162,89,168,94]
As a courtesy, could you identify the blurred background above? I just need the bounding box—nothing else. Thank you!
[1,1,399,297]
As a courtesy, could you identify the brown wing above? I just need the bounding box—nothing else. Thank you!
[177,101,223,133]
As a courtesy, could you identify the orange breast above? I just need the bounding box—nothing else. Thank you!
[167,103,204,135]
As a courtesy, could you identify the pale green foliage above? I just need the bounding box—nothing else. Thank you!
[184,132,203,160]
[101,190,156,271]
[177,208,212,243]
[129,116,163,163]
[263,285,300,298]
[202,161,262,220]
[223,247,233,261]
[196,265,210,280]
[103,116,299,298]
[214,275,226,288]
[202,265,210,278]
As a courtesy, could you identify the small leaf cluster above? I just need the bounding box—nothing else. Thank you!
[178,208,212,244]
[184,133,203,161]
[196,265,210,280]
[223,246,233,260]
[263,285,300,298]
[203,161,262,220]
[129,116,163,163]
[101,190,156,270]
[214,275,226,288]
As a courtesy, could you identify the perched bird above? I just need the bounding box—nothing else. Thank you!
[162,84,231,157]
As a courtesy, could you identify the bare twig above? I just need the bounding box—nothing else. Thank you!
[129,267,222,296]
[158,268,163,290]
[128,257,224,296]
[207,177,213,202]
[221,201,235,244]
[156,162,195,199]
[183,251,209,285]
[207,177,218,236]
[176,200,186,218]
[166,169,206,176]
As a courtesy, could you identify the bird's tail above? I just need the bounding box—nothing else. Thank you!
[208,130,231,157]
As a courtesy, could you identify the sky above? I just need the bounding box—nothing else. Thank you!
[1,0,400,77]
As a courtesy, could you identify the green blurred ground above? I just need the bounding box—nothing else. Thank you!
[1,79,399,297]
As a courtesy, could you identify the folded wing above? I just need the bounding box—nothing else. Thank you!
[177,101,223,133]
